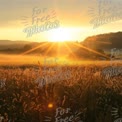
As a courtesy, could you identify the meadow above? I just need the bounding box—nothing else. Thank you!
[0,60,122,122]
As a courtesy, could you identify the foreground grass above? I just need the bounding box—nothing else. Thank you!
[0,62,122,122]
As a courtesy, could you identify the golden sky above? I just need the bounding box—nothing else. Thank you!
[0,0,122,42]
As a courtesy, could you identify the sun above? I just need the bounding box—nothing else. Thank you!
[47,28,72,42]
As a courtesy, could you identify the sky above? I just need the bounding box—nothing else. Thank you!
[0,0,122,42]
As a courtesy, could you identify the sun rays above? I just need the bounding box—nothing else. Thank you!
[20,40,109,61]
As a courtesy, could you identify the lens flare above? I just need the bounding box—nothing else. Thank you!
[48,103,53,108]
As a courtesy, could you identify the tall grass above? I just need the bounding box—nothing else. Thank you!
[0,62,122,122]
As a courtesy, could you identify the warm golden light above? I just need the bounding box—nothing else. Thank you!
[47,28,72,42]
[48,103,53,108]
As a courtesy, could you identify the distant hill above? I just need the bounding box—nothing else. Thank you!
[0,40,33,50]
[0,32,121,59]
[82,31,122,50]
[0,40,32,45]
[0,40,79,56]
[70,32,122,60]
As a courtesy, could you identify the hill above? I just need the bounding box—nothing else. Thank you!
[70,32,122,60]
[82,32,122,50]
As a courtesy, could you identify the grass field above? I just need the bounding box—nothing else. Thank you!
[0,60,122,122]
